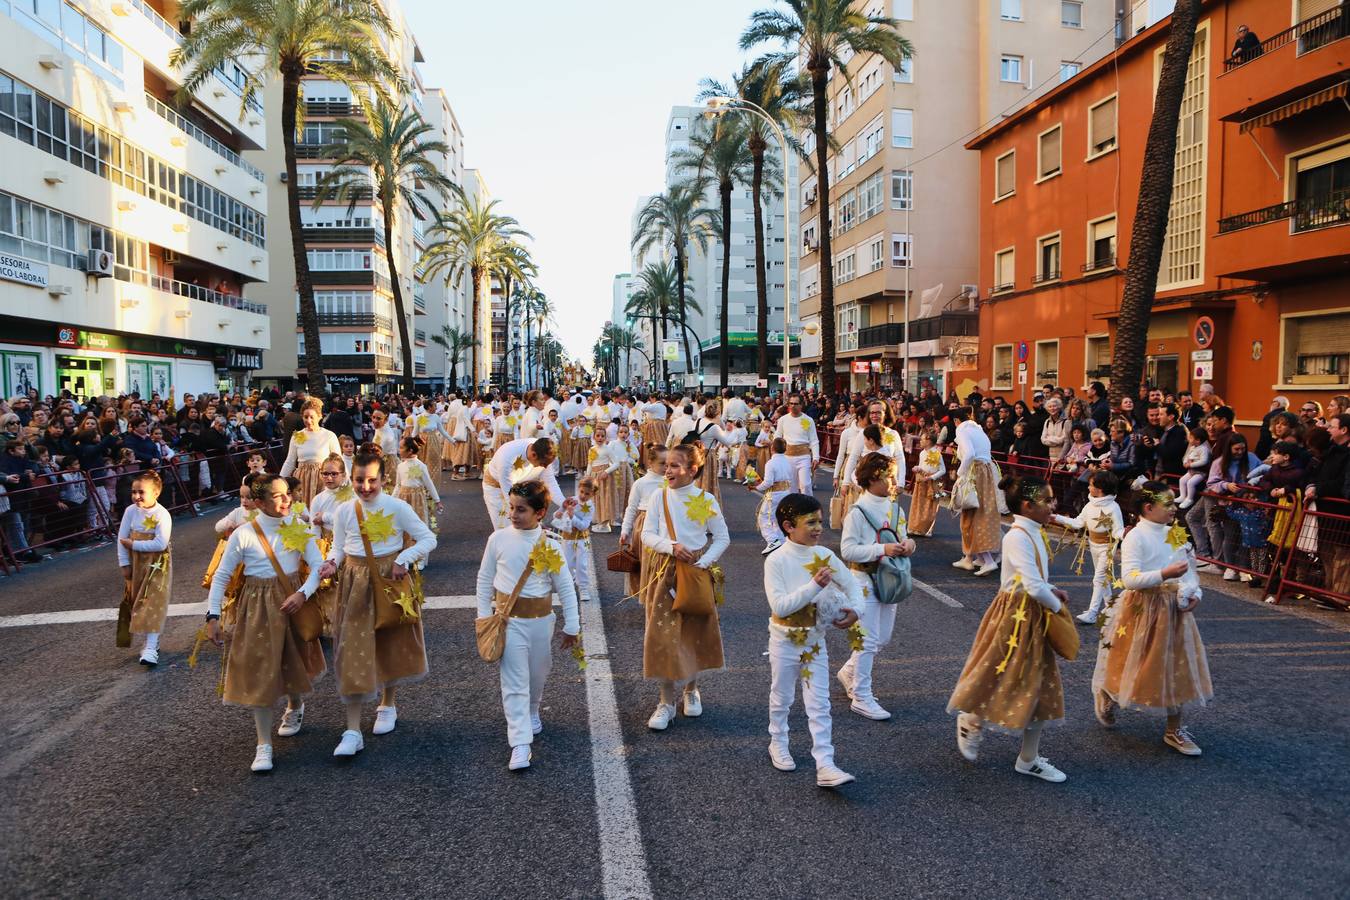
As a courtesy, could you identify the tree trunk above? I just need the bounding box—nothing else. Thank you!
[811,64,836,396]
[719,177,732,391]
[676,248,694,391]
[501,275,514,390]
[750,140,770,385]
[282,64,326,396]
[449,354,457,394]
[469,263,483,394]
[382,203,414,394]
[1110,0,1202,407]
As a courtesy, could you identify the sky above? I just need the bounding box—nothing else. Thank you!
[402,0,771,363]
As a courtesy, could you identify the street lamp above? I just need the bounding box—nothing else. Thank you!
[704,96,792,395]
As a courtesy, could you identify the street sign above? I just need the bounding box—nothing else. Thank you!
[756,379,768,389]
[1193,316,1215,349]
[662,341,679,361]
[1191,349,1213,362]
[1194,360,1214,380]
[1017,369,1028,385]
[777,374,789,383]
[1017,341,1029,362]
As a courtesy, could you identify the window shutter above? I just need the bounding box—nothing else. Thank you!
[1293,315,1350,355]
[1040,128,1061,176]
[1297,0,1338,20]
[996,153,1015,196]
[1090,98,1116,149]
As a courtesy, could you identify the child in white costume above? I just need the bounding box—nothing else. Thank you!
[751,438,794,552]
[394,437,443,530]
[117,470,172,666]
[838,452,916,722]
[620,444,668,597]
[475,481,580,771]
[763,492,863,788]
[1053,469,1125,624]
[553,477,598,603]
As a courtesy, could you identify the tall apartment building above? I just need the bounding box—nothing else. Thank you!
[610,272,646,385]
[795,0,1115,395]
[970,0,1348,426]
[417,87,469,392]
[0,0,270,399]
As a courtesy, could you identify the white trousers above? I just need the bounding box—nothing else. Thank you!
[768,629,835,769]
[786,455,813,494]
[757,490,788,544]
[1086,541,1113,616]
[499,614,554,747]
[561,537,596,603]
[483,485,508,530]
[840,590,897,703]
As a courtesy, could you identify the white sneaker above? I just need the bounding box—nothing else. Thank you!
[372,705,397,735]
[250,744,273,773]
[1015,755,1067,783]
[138,647,159,667]
[850,698,892,721]
[333,729,364,757]
[952,557,976,571]
[761,539,782,556]
[508,745,532,770]
[1076,610,1099,625]
[647,703,676,731]
[768,742,796,772]
[956,715,983,762]
[974,562,998,577]
[682,689,703,718]
[1223,568,1239,581]
[1239,571,1253,583]
[816,764,856,788]
[1178,498,1194,510]
[836,663,857,699]
[277,704,304,737]
[1195,563,1218,573]
[531,712,543,735]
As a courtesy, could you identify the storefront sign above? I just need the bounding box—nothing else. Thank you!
[0,253,48,288]
[851,361,870,374]
[56,326,78,347]
[226,349,263,369]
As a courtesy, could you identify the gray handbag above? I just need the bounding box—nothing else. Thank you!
[852,501,913,604]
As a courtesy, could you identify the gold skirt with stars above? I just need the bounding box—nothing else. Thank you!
[946,588,1063,732]
[333,552,428,702]
[624,510,646,597]
[909,478,940,536]
[222,574,326,708]
[445,437,474,468]
[1092,586,1212,711]
[696,456,722,505]
[609,460,635,525]
[638,543,724,682]
[959,460,1002,556]
[294,460,325,508]
[395,485,434,531]
[587,462,616,526]
[641,420,669,448]
[127,536,172,636]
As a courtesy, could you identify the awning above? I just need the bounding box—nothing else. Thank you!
[1240,81,1348,132]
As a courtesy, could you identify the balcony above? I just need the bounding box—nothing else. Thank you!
[297,353,395,371]
[304,100,359,118]
[1215,5,1348,121]
[314,313,392,330]
[310,270,383,288]
[144,93,265,182]
[415,361,427,376]
[858,323,905,349]
[1223,7,1347,74]
[1213,188,1350,281]
[413,291,427,314]
[1031,270,1062,285]
[854,312,979,350]
[149,274,267,315]
[1081,256,1119,273]
[295,143,333,160]
[414,328,427,345]
[296,185,372,201]
[125,0,263,116]
[1217,188,1350,234]
[302,226,381,245]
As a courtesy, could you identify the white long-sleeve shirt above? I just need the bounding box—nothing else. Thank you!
[842,425,905,487]
[914,447,946,481]
[833,422,862,482]
[590,440,628,475]
[486,438,565,506]
[279,427,342,476]
[774,414,820,461]
[413,411,453,442]
[552,496,595,533]
[667,415,695,445]
[372,424,401,459]
[641,401,668,421]
[1001,516,1061,612]
[755,454,793,491]
[640,482,730,569]
[310,483,353,533]
[621,472,665,539]
[396,457,440,503]
[117,502,171,566]
[214,504,256,535]
[840,491,908,565]
[474,525,579,635]
[1121,517,1201,604]
[1054,494,1124,540]
[954,419,992,478]
[326,493,437,569]
[763,540,863,633]
[694,418,739,450]
[206,512,324,614]
[723,396,750,425]
[519,406,546,439]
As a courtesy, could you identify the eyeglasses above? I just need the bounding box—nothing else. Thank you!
[1302,407,1318,413]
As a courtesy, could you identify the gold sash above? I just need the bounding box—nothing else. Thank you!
[772,603,817,628]
[785,444,811,457]
[495,590,552,619]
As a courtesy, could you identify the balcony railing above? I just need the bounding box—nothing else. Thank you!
[310,270,393,292]
[858,323,905,349]
[1217,188,1350,234]
[313,312,392,330]
[414,328,427,345]
[127,0,263,114]
[1031,270,1061,284]
[413,292,427,313]
[148,274,267,314]
[296,185,373,201]
[297,353,395,371]
[1081,256,1118,273]
[988,282,1015,296]
[304,100,359,118]
[302,226,381,244]
[144,93,265,182]
[294,143,334,159]
[1223,5,1346,72]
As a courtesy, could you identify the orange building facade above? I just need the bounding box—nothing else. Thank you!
[968,0,1348,429]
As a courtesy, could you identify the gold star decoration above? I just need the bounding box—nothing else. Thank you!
[1006,634,1019,650]
[788,627,809,647]
[389,585,420,621]
[360,508,398,544]
[505,416,518,428]
[292,501,307,518]
[1112,578,1125,589]
[571,633,588,671]
[883,430,900,447]
[744,466,759,483]
[684,491,716,526]
[580,502,591,514]
[848,621,867,653]
[140,514,160,531]
[246,509,260,521]
[1011,608,1028,624]
[529,539,564,575]
[588,447,599,462]
[333,484,355,503]
[293,431,307,445]
[803,551,835,579]
[923,449,941,467]
[417,415,428,429]
[1116,624,1127,637]
[799,416,812,429]
[1092,510,1115,535]
[512,457,527,472]
[278,517,312,553]
[1165,522,1191,550]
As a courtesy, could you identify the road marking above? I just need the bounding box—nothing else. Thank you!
[579,561,653,900]
[0,596,508,629]
[0,675,142,780]
[913,578,964,609]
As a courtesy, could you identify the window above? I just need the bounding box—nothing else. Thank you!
[1281,311,1350,387]
[834,247,857,284]
[860,60,885,100]
[1085,335,1111,384]
[838,303,863,351]
[1059,61,1081,82]
[894,0,913,20]
[867,233,885,272]
[1035,340,1060,383]
[890,169,913,209]
[1001,0,1022,21]
[801,219,818,253]
[859,170,885,220]
[1038,126,1062,180]
[835,86,854,123]
[801,176,817,209]
[836,188,858,233]
[1036,234,1062,282]
[994,247,1015,291]
[890,233,912,268]
[891,108,913,148]
[1088,95,1118,157]
[992,344,1014,389]
[1293,143,1350,231]
[1000,55,1023,83]
[1087,215,1117,270]
[800,263,819,299]
[1061,0,1082,27]
[859,115,885,164]
[1158,28,1208,290]
[894,57,913,83]
[995,150,1016,199]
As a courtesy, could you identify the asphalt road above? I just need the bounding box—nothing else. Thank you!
[1,469,1348,899]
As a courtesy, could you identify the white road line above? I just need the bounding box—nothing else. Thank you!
[913,578,964,609]
[579,557,653,900]
[0,675,142,780]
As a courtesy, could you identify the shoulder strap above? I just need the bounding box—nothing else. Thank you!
[353,502,387,587]
[1007,525,1047,579]
[662,488,677,541]
[498,538,539,618]
[250,520,296,596]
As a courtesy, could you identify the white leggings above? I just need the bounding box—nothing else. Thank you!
[841,592,897,703]
[499,614,554,747]
[768,629,835,769]
[757,491,788,544]
[1178,471,1206,503]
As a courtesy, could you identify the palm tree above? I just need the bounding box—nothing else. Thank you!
[699,61,803,384]
[1110,0,1203,406]
[527,293,556,390]
[422,187,529,393]
[312,97,454,392]
[611,325,639,388]
[741,0,912,394]
[625,261,703,389]
[632,184,716,389]
[673,116,757,391]
[492,243,536,389]
[429,324,473,393]
[173,0,399,396]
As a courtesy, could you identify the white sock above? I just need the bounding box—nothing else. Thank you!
[143,633,160,651]
[977,552,996,567]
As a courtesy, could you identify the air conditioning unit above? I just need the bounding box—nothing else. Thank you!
[87,249,115,277]
[163,250,180,265]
